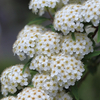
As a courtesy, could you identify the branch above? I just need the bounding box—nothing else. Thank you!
[92,26,98,38]
[46,8,54,22]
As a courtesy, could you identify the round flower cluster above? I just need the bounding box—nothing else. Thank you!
[32,73,61,97]
[29,0,69,16]
[13,29,62,61]
[53,4,84,35]
[35,31,62,56]
[1,96,17,100]
[30,53,84,96]
[50,54,84,89]
[54,90,73,100]
[61,33,93,59]
[17,87,53,100]
[32,73,51,90]
[13,25,47,61]
[30,55,51,73]
[17,24,47,38]
[1,64,31,96]
[82,0,100,26]
[69,0,87,4]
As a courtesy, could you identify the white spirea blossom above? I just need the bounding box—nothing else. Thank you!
[50,53,84,89]
[13,25,47,61]
[82,0,100,26]
[32,73,60,97]
[54,4,84,35]
[30,53,84,90]
[30,55,51,73]
[32,73,51,90]
[61,33,93,59]
[35,31,62,57]
[1,96,17,100]
[1,64,31,96]
[17,24,47,38]
[54,90,72,100]
[13,31,42,60]
[29,0,69,16]
[17,87,53,100]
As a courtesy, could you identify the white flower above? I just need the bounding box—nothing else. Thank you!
[1,96,17,100]
[29,0,69,16]
[36,31,62,57]
[54,4,84,35]
[61,32,93,60]
[17,87,53,100]
[1,64,31,96]
[82,0,100,26]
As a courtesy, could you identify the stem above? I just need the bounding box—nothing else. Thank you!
[92,26,98,38]
[46,8,54,22]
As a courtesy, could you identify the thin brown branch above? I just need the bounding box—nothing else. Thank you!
[46,8,54,22]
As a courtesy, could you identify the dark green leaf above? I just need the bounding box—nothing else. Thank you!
[71,32,76,41]
[97,23,100,43]
[84,51,100,59]
[27,17,49,25]
[22,58,33,74]
[45,24,55,32]
[70,85,79,100]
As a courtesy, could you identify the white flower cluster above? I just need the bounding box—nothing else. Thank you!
[1,64,31,96]
[54,4,84,35]
[35,31,62,56]
[1,96,17,100]
[53,0,100,35]
[61,33,93,59]
[30,53,84,97]
[30,55,51,73]
[29,0,69,16]
[13,25,62,61]
[82,0,100,26]
[17,24,47,38]
[13,25,47,61]
[17,87,53,100]
[32,74,73,99]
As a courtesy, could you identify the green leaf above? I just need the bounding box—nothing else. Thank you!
[84,51,100,59]
[28,84,34,88]
[27,17,49,25]
[70,85,79,100]
[71,32,76,41]
[45,24,55,32]
[30,70,38,77]
[97,23,100,43]
[22,58,33,74]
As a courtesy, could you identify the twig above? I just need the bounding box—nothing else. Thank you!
[46,8,54,22]
[92,27,98,38]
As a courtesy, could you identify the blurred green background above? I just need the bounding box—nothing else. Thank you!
[0,0,100,100]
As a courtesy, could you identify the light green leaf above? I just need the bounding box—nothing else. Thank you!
[22,58,33,74]
[97,23,100,43]
[71,32,76,41]
[84,51,100,59]
[30,70,38,77]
